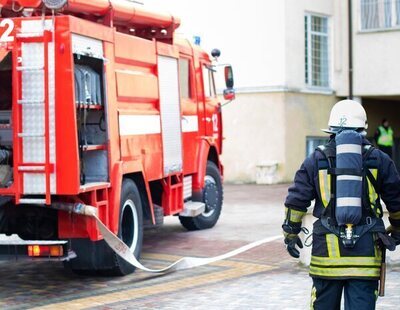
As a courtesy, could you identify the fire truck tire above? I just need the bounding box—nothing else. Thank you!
[65,179,144,276]
[179,161,223,231]
[108,178,144,276]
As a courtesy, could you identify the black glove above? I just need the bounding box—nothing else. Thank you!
[284,234,303,258]
[387,226,400,247]
[377,232,396,251]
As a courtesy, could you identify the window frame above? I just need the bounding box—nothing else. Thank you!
[359,0,400,32]
[202,64,217,99]
[305,13,331,90]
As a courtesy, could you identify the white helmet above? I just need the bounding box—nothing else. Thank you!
[323,99,368,134]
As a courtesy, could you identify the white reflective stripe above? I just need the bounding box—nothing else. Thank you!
[182,115,198,133]
[337,175,363,182]
[119,115,161,136]
[336,197,362,207]
[336,144,362,154]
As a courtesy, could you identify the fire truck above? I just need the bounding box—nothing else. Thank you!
[0,0,235,275]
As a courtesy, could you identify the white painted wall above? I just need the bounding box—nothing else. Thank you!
[284,0,335,91]
[145,0,287,91]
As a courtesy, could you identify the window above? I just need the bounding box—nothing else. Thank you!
[179,58,191,99]
[202,65,216,98]
[305,14,330,89]
[306,137,329,157]
[361,0,400,30]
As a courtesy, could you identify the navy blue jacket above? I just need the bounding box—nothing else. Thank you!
[285,137,400,224]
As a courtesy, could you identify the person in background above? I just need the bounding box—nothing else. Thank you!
[375,119,394,158]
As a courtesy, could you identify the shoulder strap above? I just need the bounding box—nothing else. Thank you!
[316,145,337,221]
[316,145,335,168]
[363,145,375,161]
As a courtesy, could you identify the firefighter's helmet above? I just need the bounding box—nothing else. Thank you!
[323,99,368,134]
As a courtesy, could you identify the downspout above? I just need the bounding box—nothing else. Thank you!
[348,0,353,99]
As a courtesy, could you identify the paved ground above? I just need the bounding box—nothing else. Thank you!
[0,184,399,309]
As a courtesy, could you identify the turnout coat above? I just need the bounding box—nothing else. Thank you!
[285,137,400,279]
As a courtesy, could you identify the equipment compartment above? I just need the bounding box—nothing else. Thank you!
[0,52,14,188]
[74,55,109,185]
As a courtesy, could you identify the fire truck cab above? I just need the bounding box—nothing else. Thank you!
[0,0,234,275]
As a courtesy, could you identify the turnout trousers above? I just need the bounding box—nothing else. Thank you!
[311,277,378,310]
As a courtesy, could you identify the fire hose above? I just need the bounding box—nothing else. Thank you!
[60,203,282,273]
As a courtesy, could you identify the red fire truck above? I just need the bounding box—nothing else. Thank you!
[0,0,235,275]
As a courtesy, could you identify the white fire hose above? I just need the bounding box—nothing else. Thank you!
[60,203,282,273]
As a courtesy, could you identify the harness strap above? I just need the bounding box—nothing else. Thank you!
[328,168,363,176]
[315,217,386,236]
[315,144,382,246]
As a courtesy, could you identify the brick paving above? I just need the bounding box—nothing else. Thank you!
[0,184,398,309]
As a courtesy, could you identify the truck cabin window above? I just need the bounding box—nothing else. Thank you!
[179,58,192,99]
[203,65,216,98]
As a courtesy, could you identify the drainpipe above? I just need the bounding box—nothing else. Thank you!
[348,0,353,99]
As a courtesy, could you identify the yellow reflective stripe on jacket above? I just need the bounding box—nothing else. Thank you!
[311,256,381,267]
[285,207,306,223]
[283,232,298,239]
[326,234,340,258]
[389,211,400,220]
[367,169,381,216]
[318,169,331,208]
[311,233,382,279]
[310,266,380,278]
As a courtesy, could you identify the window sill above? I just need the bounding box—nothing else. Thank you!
[358,27,400,34]
[301,87,334,95]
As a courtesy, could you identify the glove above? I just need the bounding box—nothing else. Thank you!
[282,207,306,258]
[386,226,400,246]
[284,233,303,258]
[377,232,396,251]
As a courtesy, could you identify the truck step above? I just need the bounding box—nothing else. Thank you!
[179,201,205,217]
[0,239,67,246]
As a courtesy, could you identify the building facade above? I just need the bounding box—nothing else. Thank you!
[146,0,400,183]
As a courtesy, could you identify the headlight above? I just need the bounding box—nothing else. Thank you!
[43,0,67,10]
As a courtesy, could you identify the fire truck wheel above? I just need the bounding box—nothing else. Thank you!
[179,161,223,231]
[110,178,144,276]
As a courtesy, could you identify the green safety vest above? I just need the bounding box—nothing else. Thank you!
[377,126,393,147]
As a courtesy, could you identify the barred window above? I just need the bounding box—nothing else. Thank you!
[306,137,329,157]
[361,0,400,30]
[305,14,330,88]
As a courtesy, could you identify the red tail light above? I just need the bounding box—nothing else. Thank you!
[27,245,64,257]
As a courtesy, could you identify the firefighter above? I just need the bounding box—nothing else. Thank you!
[374,119,394,159]
[282,100,400,309]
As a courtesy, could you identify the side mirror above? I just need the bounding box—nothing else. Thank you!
[224,65,234,89]
[223,65,235,101]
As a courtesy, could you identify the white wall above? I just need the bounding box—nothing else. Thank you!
[145,0,287,91]
[284,0,335,91]
[335,0,400,97]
